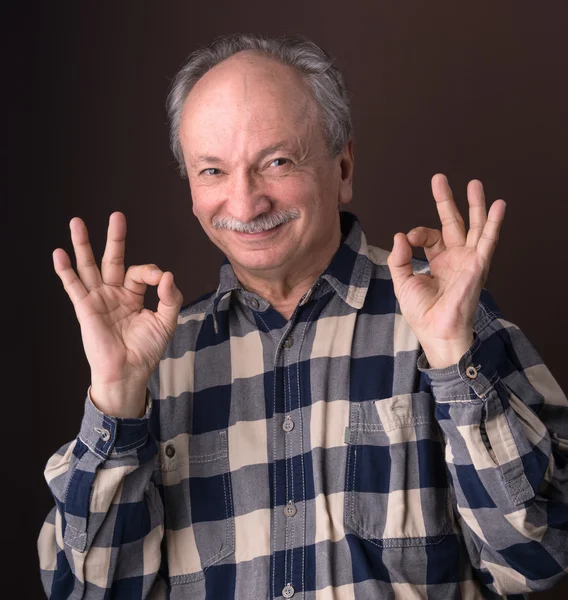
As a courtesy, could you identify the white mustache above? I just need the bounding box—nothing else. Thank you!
[212,209,301,233]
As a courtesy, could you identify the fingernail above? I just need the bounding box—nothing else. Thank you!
[151,270,162,276]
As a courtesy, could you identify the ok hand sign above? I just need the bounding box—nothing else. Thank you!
[53,212,184,417]
[387,174,506,369]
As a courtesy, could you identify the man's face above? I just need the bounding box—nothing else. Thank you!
[179,51,353,279]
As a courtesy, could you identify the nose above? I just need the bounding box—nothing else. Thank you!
[224,169,272,223]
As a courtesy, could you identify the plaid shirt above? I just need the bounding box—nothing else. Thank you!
[39,211,568,599]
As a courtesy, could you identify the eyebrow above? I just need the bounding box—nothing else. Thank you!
[192,141,294,166]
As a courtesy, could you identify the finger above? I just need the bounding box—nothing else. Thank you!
[70,217,103,290]
[387,233,414,298]
[431,173,466,248]
[465,179,488,248]
[101,212,127,286]
[156,272,184,331]
[123,264,164,297]
[52,247,89,307]
[477,200,506,265]
[406,226,446,263]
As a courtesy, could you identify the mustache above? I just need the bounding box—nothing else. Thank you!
[211,209,301,233]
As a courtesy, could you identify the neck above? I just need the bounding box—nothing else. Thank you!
[233,224,343,321]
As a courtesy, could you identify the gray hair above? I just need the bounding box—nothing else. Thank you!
[166,33,353,178]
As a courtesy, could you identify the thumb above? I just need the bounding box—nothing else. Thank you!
[387,233,414,297]
[156,272,183,332]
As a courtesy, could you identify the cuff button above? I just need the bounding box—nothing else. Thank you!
[465,365,478,379]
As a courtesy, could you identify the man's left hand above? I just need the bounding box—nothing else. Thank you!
[387,173,506,369]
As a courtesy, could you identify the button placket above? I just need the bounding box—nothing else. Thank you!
[273,316,308,600]
[282,325,297,598]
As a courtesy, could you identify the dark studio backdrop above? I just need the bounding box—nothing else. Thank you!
[5,1,568,598]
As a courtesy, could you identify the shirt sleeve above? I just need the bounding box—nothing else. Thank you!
[37,386,165,598]
[418,289,568,596]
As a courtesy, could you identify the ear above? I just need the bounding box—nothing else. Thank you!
[337,139,354,206]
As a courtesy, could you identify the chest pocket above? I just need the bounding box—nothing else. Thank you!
[344,392,453,547]
[160,429,235,584]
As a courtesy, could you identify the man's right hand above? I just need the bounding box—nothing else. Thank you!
[53,211,184,418]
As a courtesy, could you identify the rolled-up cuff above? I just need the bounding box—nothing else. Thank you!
[78,386,152,458]
[417,332,499,401]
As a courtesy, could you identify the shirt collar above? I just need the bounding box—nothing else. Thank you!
[211,210,372,323]
[319,211,372,310]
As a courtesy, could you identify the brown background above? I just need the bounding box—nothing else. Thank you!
[6,1,567,598]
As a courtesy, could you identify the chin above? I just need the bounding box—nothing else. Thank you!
[229,249,290,274]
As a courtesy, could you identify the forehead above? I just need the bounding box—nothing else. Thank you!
[179,52,321,156]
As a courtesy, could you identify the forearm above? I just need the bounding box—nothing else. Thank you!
[420,305,568,593]
[38,388,163,598]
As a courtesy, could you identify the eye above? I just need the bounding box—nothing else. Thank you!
[201,167,221,176]
[269,158,290,168]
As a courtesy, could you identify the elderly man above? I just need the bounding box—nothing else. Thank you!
[38,34,568,599]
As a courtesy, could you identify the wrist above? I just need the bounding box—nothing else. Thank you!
[89,381,149,418]
[421,333,474,369]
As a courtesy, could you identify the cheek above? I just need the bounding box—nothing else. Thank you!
[268,175,319,207]
[190,187,222,222]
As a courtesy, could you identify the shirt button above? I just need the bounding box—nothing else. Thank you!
[284,502,297,517]
[282,584,295,598]
[283,336,294,349]
[165,444,176,458]
[100,429,110,442]
[249,297,259,309]
[282,416,295,432]
[465,365,478,379]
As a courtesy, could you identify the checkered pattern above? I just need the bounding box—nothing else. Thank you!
[38,212,568,599]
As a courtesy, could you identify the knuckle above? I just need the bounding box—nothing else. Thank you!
[102,255,124,265]
[62,277,76,292]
